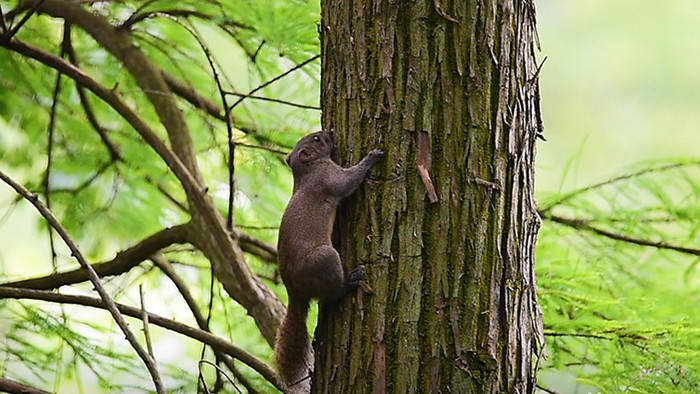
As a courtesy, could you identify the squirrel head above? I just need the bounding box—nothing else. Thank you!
[286,130,334,173]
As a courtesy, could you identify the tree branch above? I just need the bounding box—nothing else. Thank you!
[151,254,246,390]
[28,0,201,180]
[151,254,208,328]
[1,223,190,290]
[1,0,45,40]
[176,20,237,230]
[540,159,700,212]
[0,36,199,195]
[0,4,7,32]
[0,377,51,394]
[6,1,285,346]
[543,213,700,258]
[65,29,122,161]
[225,90,321,111]
[237,232,277,263]
[161,70,228,122]
[0,170,165,393]
[0,286,285,391]
[228,53,320,111]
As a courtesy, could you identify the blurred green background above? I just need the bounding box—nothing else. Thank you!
[537,0,700,193]
[1,0,699,392]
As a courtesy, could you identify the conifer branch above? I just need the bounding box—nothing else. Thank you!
[543,213,700,257]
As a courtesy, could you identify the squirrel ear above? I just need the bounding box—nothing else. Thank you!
[298,148,310,163]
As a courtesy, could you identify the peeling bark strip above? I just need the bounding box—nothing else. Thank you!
[417,131,439,203]
[316,0,544,393]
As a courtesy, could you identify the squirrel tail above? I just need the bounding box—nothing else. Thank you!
[274,295,313,391]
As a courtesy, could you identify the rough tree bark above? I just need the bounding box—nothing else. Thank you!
[315,0,544,393]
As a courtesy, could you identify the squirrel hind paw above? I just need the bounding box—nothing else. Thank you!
[346,266,364,286]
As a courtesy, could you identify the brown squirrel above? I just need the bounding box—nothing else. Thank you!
[274,130,383,392]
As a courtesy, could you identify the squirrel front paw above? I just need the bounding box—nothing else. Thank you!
[367,149,385,165]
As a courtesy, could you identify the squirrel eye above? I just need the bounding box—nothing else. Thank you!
[313,136,320,142]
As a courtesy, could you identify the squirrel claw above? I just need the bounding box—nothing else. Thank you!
[347,266,364,286]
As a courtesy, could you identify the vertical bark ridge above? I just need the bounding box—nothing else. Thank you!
[317,0,543,392]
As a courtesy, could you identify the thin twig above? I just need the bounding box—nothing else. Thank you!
[540,160,700,212]
[151,255,208,329]
[43,22,68,271]
[139,285,156,359]
[0,286,285,391]
[544,332,612,340]
[0,170,166,394]
[0,4,7,32]
[235,142,287,155]
[132,13,238,231]
[52,161,116,195]
[65,34,122,161]
[0,377,51,394]
[152,255,253,391]
[122,8,211,30]
[544,213,700,257]
[2,0,46,40]
[536,384,561,394]
[180,19,237,231]
[228,54,320,111]
[143,175,189,213]
[199,360,242,394]
[224,90,321,110]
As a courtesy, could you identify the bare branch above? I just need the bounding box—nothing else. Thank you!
[2,0,46,40]
[3,1,285,346]
[0,37,200,195]
[540,159,700,212]
[1,224,190,290]
[0,169,165,393]
[139,285,164,392]
[151,254,208,328]
[65,30,122,161]
[225,90,321,111]
[543,213,700,257]
[0,377,51,394]
[228,54,320,111]
[237,232,277,263]
[161,70,228,122]
[31,0,201,179]
[0,286,285,391]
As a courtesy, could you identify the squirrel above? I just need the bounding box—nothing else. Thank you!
[274,130,384,392]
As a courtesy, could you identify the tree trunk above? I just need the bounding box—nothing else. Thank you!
[314,0,544,393]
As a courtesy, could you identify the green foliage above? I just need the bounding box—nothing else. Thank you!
[0,0,321,392]
[537,160,700,393]
[0,302,140,391]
